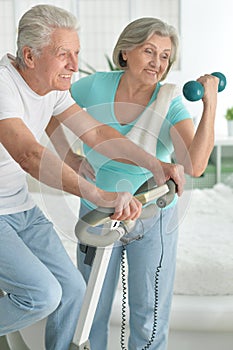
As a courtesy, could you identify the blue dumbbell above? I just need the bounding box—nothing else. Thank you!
[183,72,227,102]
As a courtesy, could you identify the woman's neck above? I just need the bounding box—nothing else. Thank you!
[115,73,156,106]
[114,73,157,125]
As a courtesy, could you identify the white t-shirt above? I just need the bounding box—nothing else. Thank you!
[0,54,75,215]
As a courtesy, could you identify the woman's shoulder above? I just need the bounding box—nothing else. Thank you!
[78,71,124,93]
[72,70,123,88]
[158,82,181,97]
[93,70,124,82]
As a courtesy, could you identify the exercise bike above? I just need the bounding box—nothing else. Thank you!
[70,177,176,350]
[0,177,176,350]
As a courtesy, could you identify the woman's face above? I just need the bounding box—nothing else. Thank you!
[122,33,172,85]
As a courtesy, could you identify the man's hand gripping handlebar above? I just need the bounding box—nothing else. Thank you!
[75,178,176,248]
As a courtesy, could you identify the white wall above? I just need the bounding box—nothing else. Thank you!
[168,0,233,136]
[1,0,232,136]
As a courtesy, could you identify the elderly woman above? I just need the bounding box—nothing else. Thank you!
[71,17,218,350]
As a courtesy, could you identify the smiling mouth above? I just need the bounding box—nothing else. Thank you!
[60,74,72,79]
[145,69,157,75]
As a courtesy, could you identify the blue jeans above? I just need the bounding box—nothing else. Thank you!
[77,203,178,350]
[0,206,86,350]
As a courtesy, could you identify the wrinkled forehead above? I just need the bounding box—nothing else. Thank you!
[49,28,80,52]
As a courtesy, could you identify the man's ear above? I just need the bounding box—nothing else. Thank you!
[22,46,35,68]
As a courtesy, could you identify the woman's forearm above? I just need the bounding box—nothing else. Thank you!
[173,75,218,177]
[187,103,216,175]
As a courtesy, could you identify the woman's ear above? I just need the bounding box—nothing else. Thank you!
[121,50,127,61]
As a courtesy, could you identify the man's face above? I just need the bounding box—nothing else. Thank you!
[32,28,80,95]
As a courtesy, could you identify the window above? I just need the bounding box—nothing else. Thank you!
[0,0,180,70]
[0,0,75,57]
[0,0,15,57]
[77,0,180,73]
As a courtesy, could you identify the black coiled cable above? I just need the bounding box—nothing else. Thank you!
[120,244,127,350]
[120,210,164,349]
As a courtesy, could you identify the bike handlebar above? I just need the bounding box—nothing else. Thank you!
[75,178,176,247]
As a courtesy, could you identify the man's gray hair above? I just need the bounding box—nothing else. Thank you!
[16,4,79,69]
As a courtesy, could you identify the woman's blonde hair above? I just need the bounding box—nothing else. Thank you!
[112,17,179,80]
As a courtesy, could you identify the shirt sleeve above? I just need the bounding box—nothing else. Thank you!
[52,90,76,116]
[0,78,24,120]
[168,95,192,126]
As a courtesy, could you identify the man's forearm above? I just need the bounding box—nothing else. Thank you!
[46,117,75,162]
[56,106,183,188]
[56,106,159,170]
[81,124,164,182]
[18,142,98,202]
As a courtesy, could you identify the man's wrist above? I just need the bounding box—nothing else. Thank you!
[91,188,116,208]
[147,157,161,175]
